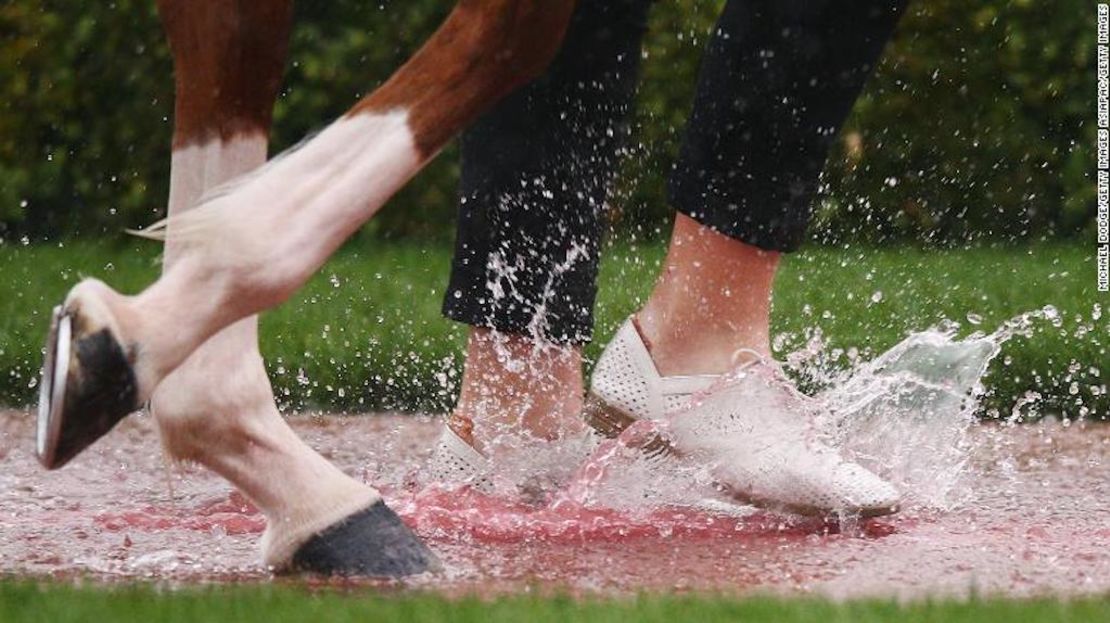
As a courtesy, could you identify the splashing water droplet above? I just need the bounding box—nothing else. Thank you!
[822,328,1000,508]
[1042,304,1061,327]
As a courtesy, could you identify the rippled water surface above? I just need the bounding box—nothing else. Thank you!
[1,407,1107,598]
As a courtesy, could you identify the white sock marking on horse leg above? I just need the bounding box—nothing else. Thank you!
[154,133,381,567]
[128,111,422,392]
[166,137,268,245]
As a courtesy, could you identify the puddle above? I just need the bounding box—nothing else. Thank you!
[1,408,1106,598]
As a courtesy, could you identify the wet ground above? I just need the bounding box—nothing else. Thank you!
[0,409,1107,599]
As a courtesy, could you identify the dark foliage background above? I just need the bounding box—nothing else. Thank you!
[0,1,1096,245]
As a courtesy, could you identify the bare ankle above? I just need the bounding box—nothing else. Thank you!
[446,412,476,447]
[635,315,768,376]
[634,214,779,377]
[453,327,585,451]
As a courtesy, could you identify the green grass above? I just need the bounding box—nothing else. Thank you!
[0,581,1107,623]
[0,239,1104,417]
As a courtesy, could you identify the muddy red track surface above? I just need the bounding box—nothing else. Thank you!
[1,410,1107,599]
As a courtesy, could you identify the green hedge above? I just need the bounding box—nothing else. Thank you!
[0,1,1096,243]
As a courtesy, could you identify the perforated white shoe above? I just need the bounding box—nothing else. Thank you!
[586,318,900,517]
[421,426,493,491]
[420,424,601,497]
[586,319,717,438]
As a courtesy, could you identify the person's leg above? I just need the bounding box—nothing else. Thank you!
[637,214,779,375]
[641,0,909,374]
[450,329,585,448]
[441,0,654,454]
[588,0,910,515]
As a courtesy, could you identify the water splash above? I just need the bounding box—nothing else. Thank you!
[815,306,1062,509]
[392,304,1031,548]
[818,328,998,508]
[451,308,1064,522]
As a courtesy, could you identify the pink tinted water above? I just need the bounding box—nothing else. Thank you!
[0,410,1107,598]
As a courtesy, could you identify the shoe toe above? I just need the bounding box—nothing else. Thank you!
[832,463,900,516]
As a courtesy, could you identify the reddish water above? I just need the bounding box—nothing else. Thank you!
[0,410,1107,598]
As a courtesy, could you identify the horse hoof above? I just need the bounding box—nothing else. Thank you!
[36,295,140,470]
[288,501,438,578]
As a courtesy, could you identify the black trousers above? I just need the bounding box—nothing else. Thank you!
[443,0,909,344]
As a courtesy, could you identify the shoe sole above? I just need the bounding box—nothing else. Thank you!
[36,301,140,470]
[583,392,676,459]
[583,391,899,519]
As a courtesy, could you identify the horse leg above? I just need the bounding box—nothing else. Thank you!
[41,0,435,576]
[41,1,574,500]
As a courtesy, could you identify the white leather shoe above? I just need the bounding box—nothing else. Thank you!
[420,425,601,496]
[586,318,900,517]
[421,425,493,491]
[586,319,717,439]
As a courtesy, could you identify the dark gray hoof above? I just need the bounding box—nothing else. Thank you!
[289,501,437,578]
[36,304,139,470]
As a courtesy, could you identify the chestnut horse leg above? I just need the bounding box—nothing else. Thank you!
[40,4,574,567]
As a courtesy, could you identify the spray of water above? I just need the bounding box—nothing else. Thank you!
[418,308,1065,534]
